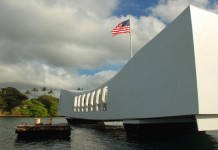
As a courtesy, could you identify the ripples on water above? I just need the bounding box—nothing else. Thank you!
[1,117,218,150]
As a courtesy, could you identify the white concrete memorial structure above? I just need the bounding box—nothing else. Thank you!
[59,6,218,135]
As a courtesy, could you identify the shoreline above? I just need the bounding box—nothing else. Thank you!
[0,115,31,117]
[0,115,62,117]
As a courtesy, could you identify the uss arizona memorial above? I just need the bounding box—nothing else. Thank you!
[59,6,218,135]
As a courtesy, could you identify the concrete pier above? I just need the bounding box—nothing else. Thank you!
[15,119,71,139]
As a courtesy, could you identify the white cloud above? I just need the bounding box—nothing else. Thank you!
[131,16,165,50]
[0,0,167,92]
[149,0,211,22]
[1,0,217,93]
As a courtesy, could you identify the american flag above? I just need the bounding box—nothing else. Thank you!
[111,19,130,37]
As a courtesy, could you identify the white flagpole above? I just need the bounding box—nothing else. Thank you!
[129,16,132,59]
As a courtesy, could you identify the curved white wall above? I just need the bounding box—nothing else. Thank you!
[59,6,218,120]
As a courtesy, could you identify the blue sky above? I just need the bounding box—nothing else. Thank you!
[0,0,218,90]
[79,0,218,77]
[78,0,160,76]
[78,63,124,76]
[113,0,158,17]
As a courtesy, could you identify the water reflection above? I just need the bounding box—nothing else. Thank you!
[14,138,72,150]
[126,132,218,150]
[15,136,71,142]
[6,118,218,150]
[73,124,218,150]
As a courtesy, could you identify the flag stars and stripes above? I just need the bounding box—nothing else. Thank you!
[111,19,130,37]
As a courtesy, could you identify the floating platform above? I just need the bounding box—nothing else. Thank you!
[15,118,71,139]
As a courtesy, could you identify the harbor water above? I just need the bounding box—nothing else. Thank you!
[1,117,218,150]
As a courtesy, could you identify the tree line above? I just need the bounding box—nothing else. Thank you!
[0,87,59,117]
